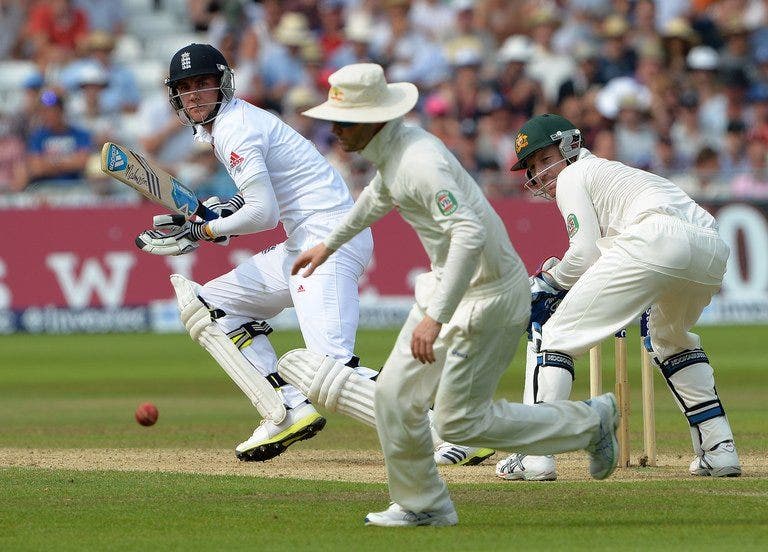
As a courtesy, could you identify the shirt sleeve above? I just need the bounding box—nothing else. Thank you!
[412,158,485,323]
[549,172,601,289]
[206,119,280,237]
[207,172,279,236]
[324,172,393,250]
[218,124,269,189]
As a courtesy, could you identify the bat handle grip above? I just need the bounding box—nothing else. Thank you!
[196,203,220,221]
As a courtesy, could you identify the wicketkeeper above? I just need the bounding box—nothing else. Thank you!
[499,113,741,480]
[278,64,622,527]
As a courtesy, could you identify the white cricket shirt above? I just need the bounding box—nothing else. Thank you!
[194,98,353,237]
[324,119,526,324]
[551,148,718,288]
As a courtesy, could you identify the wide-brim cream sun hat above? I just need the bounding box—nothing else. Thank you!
[497,34,534,64]
[345,12,374,43]
[302,63,418,123]
[274,12,312,47]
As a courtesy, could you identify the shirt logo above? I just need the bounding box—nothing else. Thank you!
[229,151,244,169]
[180,52,191,70]
[297,284,306,293]
[566,213,579,238]
[436,190,458,215]
[515,132,528,153]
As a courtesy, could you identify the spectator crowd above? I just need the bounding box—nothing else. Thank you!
[3,0,768,202]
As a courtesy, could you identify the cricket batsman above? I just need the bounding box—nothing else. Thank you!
[497,114,741,481]
[277,64,622,527]
[136,44,483,466]
[136,43,375,461]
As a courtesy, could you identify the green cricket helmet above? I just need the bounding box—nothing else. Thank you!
[510,113,581,171]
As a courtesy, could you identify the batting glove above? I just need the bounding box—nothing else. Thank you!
[136,215,224,256]
[198,195,242,245]
[202,194,243,218]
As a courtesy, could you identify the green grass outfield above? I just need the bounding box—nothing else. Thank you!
[1,326,766,550]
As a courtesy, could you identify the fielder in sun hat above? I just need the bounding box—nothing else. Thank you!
[302,63,418,123]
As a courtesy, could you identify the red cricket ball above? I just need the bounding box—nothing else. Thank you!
[135,402,159,426]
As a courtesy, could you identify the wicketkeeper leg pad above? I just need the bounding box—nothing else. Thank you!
[170,274,286,423]
[277,348,376,427]
[658,348,734,452]
[524,340,574,404]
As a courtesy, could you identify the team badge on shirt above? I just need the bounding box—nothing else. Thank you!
[436,190,458,215]
[229,151,244,170]
[566,213,579,237]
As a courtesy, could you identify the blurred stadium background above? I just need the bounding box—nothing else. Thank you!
[1,0,767,333]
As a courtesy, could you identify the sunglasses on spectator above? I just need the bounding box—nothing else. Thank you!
[332,121,358,128]
[40,89,62,107]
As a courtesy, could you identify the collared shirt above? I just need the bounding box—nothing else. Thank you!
[324,119,525,323]
[194,98,353,237]
[551,148,718,288]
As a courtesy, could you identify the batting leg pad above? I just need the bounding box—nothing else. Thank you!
[170,274,286,423]
[277,349,376,428]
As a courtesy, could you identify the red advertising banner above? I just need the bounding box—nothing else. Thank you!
[1,199,566,310]
[2,199,767,331]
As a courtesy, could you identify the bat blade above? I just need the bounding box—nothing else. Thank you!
[100,142,217,221]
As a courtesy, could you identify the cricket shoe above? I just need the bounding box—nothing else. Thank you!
[584,392,619,480]
[434,443,495,466]
[235,402,326,462]
[495,453,557,481]
[690,440,742,477]
[364,502,458,527]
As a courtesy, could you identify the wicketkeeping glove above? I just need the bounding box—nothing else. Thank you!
[528,256,567,339]
[534,255,561,288]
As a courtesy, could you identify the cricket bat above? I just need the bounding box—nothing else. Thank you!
[100,142,218,221]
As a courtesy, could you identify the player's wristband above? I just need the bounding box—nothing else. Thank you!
[202,223,217,240]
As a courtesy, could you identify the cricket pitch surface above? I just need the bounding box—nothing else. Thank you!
[2,448,766,482]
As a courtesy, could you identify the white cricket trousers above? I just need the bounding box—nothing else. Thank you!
[540,214,734,452]
[199,210,373,408]
[541,214,729,360]
[374,273,603,513]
